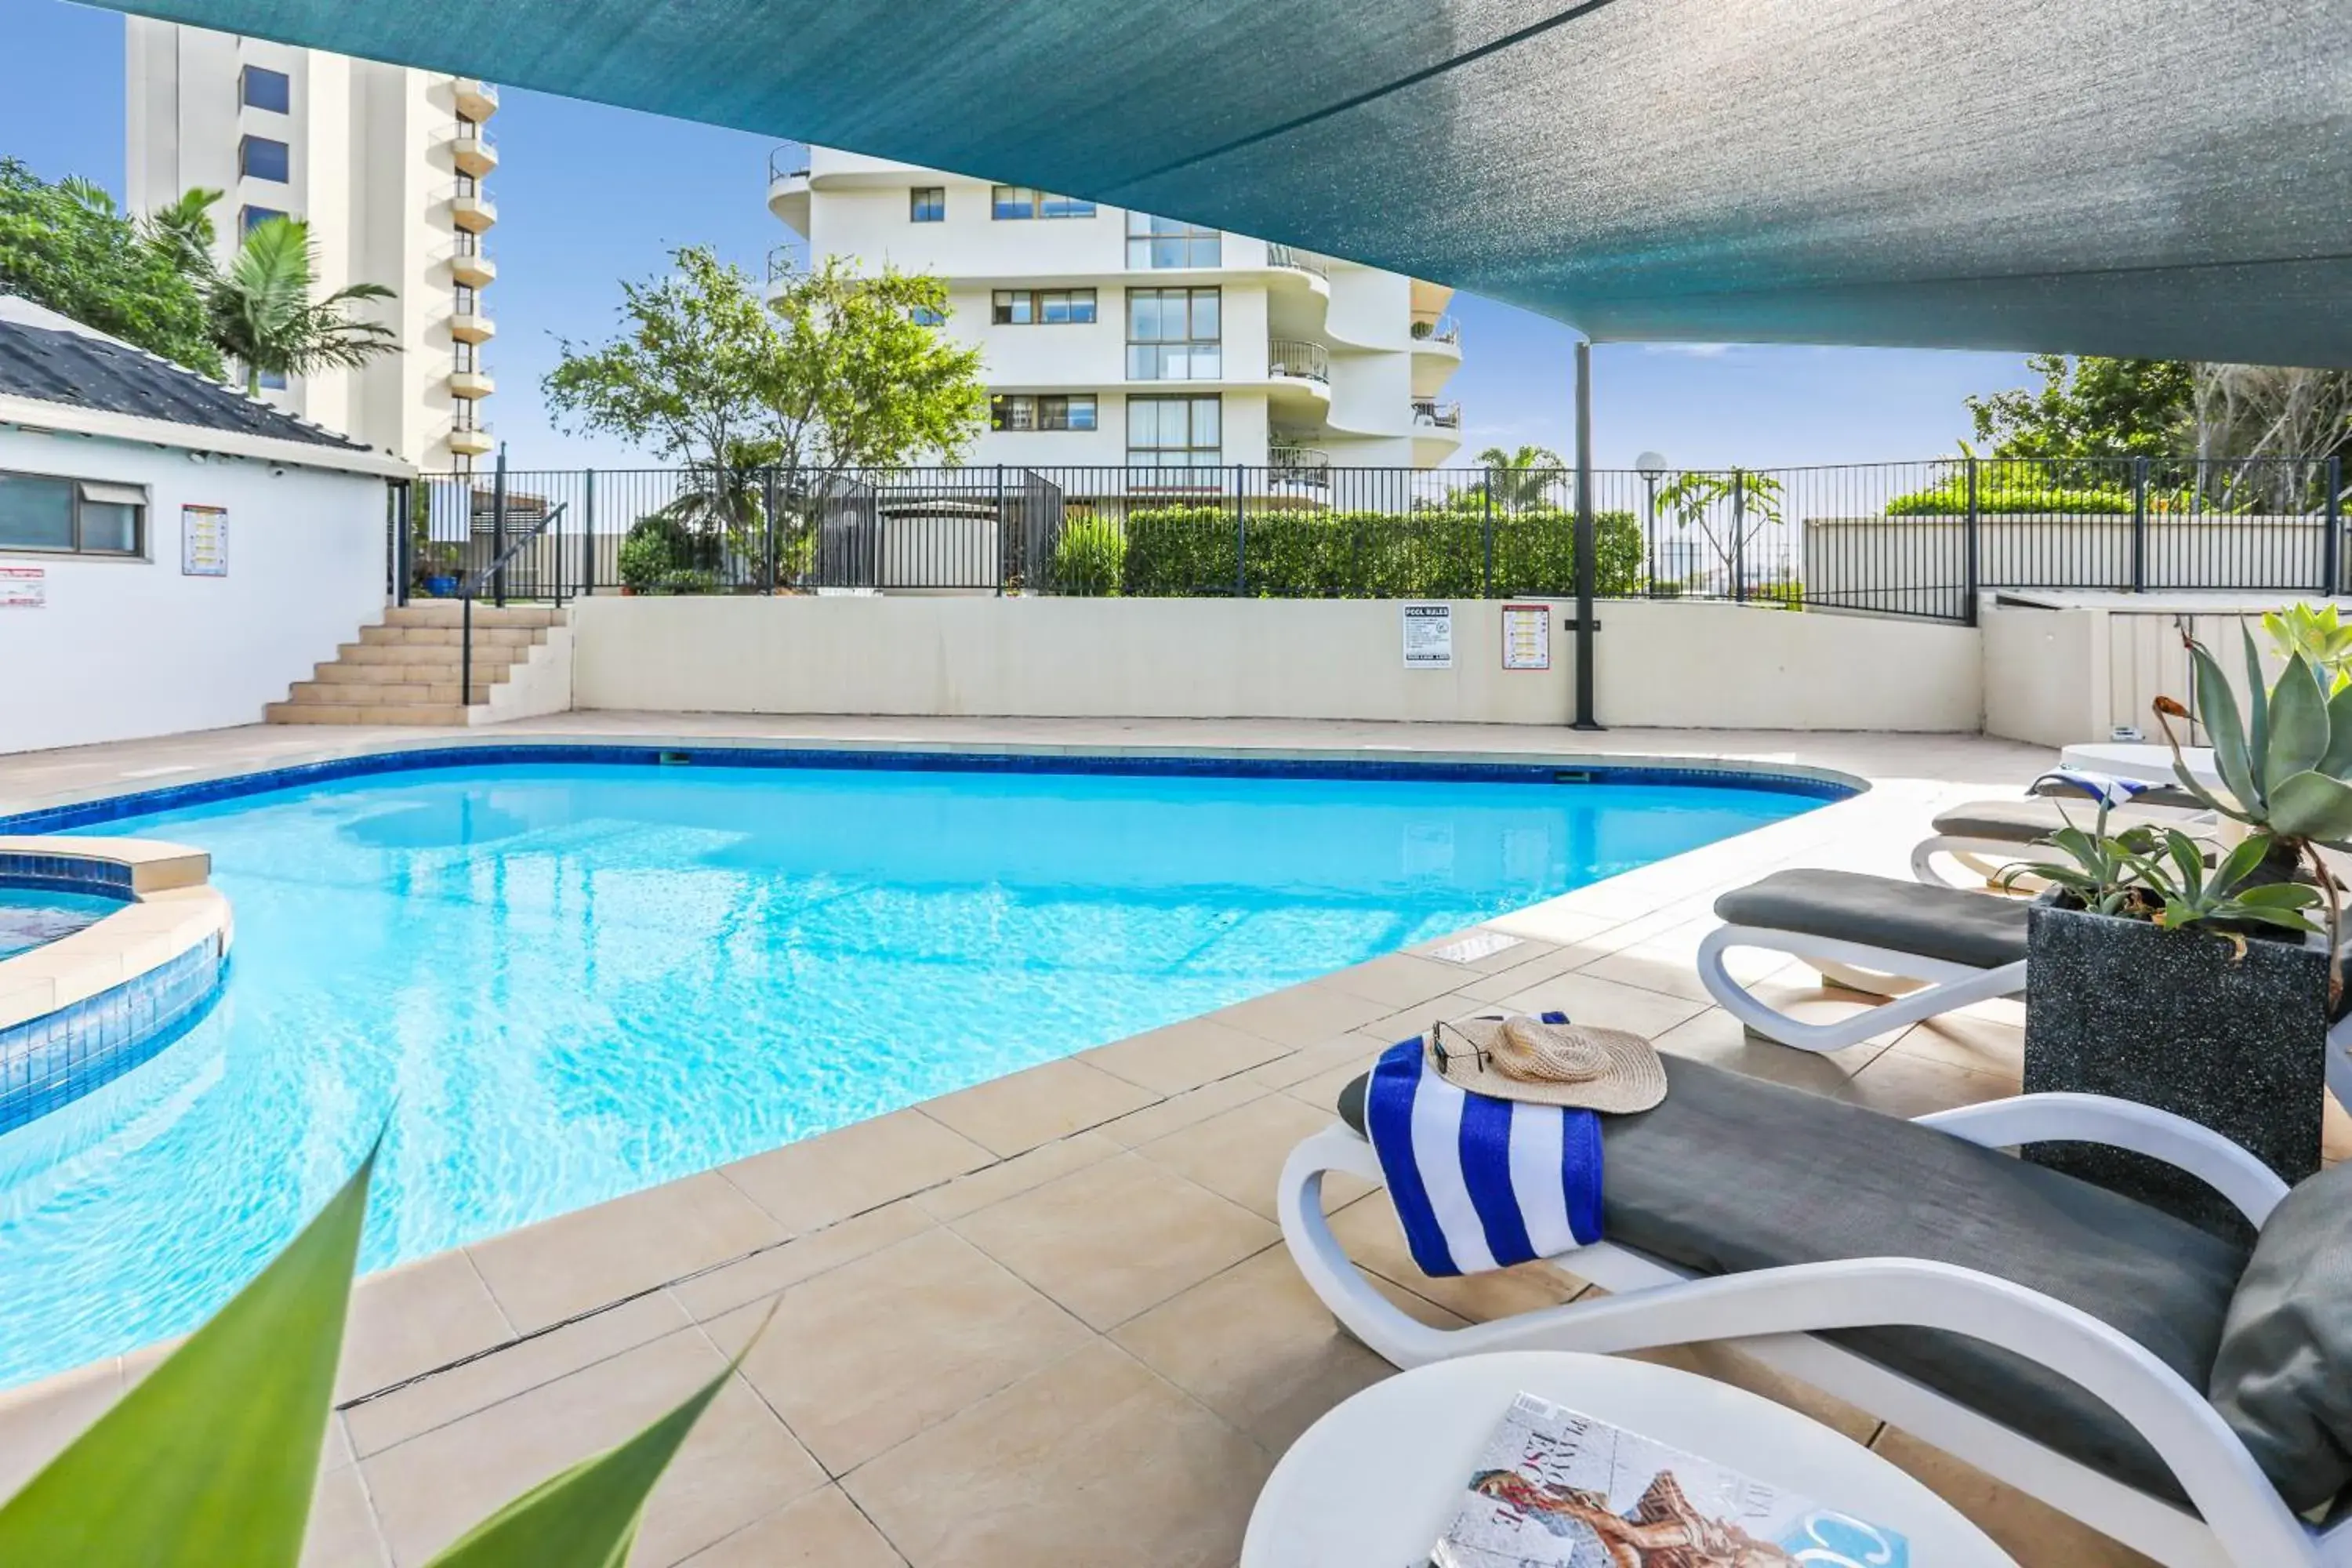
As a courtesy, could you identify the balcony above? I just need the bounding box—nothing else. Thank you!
[452,125,497,176]
[1412,398,1462,430]
[453,78,499,120]
[1268,339,1330,384]
[1266,244,1328,280]
[447,423,493,457]
[450,189,496,231]
[441,239,495,287]
[1269,443,1331,489]
[449,311,495,343]
[449,370,495,398]
[1411,313,1461,350]
[767,144,812,232]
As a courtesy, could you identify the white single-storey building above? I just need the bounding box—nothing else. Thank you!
[0,295,408,754]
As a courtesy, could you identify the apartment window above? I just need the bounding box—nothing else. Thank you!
[454,284,477,314]
[0,472,146,556]
[256,368,289,390]
[240,135,291,183]
[909,305,946,326]
[240,64,291,114]
[909,187,945,222]
[1126,287,1221,380]
[454,340,477,372]
[990,394,1097,432]
[1126,396,1221,469]
[452,399,481,431]
[991,185,1094,220]
[1126,212,1221,270]
[991,288,1096,325]
[238,205,287,236]
[454,172,478,198]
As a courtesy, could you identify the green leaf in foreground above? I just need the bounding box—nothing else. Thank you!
[0,1149,375,1566]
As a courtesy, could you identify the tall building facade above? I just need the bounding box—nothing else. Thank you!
[125,23,498,473]
[768,149,1463,475]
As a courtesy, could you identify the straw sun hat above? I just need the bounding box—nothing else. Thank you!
[1429,1014,1667,1114]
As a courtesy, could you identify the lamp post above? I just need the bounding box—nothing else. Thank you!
[1635,451,1668,596]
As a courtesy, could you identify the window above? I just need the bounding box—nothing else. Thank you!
[990,394,1097,432]
[1126,396,1221,468]
[909,187,945,222]
[240,64,290,113]
[454,340,477,372]
[909,305,946,326]
[991,185,1094,220]
[0,473,146,556]
[256,368,289,390]
[1126,212,1221,270]
[991,288,1096,325]
[238,205,285,236]
[239,135,290,183]
[454,284,477,314]
[453,399,481,431]
[1126,288,1221,379]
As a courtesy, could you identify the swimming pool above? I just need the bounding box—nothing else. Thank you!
[0,750,1837,1388]
[0,887,123,960]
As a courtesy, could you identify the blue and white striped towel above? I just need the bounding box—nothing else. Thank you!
[1363,1011,1604,1277]
[2037,768,2157,807]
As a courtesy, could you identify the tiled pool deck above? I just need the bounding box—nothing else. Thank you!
[0,714,2308,1568]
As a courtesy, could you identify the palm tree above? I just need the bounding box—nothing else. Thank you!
[140,187,224,281]
[204,214,398,396]
[1475,444,1567,513]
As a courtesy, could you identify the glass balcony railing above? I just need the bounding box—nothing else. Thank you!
[768,144,811,184]
[1411,399,1463,430]
[1411,313,1461,347]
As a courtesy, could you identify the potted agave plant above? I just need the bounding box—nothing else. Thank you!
[2013,626,2350,1237]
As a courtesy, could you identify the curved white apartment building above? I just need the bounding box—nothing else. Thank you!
[768,148,1463,474]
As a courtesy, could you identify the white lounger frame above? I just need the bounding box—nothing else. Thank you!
[1911,834,2039,891]
[1279,1094,2345,1568]
[1697,924,2029,1054]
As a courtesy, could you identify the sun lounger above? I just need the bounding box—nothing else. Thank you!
[1283,1054,2350,1568]
[1912,793,2215,890]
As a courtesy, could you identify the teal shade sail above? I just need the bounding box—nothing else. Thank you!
[103,0,2352,364]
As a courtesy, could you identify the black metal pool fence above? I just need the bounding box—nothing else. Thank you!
[390,455,2348,626]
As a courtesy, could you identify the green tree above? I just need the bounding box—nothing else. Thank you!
[1963,354,2194,463]
[1472,444,1567,513]
[0,159,221,377]
[204,214,400,397]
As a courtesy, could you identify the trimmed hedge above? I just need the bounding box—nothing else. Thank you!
[1885,478,2132,516]
[1107,504,1643,598]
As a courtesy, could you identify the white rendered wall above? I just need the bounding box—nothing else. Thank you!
[125,22,470,470]
[0,428,388,753]
[570,597,1982,731]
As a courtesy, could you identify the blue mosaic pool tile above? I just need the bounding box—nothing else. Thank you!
[0,935,226,1137]
[0,742,1855,838]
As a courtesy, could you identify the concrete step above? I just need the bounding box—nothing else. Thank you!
[358,623,543,649]
[336,640,528,667]
[265,701,469,726]
[288,680,493,706]
[386,602,564,630]
[313,659,513,688]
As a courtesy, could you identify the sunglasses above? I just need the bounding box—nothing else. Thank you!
[1428,1016,1503,1076]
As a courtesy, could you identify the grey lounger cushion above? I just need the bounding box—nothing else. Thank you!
[1714,868,2031,971]
[1933,797,2212,844]
[2209,1161,2352,1512]
[1338,1055,2248,1505]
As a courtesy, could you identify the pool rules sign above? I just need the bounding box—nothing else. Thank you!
[1401,603,1454,669]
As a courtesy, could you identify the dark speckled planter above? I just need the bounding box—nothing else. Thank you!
[2022,902,2326,1242]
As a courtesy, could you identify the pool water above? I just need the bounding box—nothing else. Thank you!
[0,759,1824,1388]
[0,888,124,960]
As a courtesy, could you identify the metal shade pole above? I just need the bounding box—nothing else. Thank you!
[1571,339,1601,730]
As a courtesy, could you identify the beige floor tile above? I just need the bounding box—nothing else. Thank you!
[1887,1011,2028,1078]
[0,1356,119,1498]
[363,1327,823,1568]
[464,1172,788,1333]
[844,1340,1269,1568]
[1479,901,1617,947]
[1080,1014,1290,1095]
[302,1460,389,1568]
[912,1131,1123,1220]
[680,1485,909,1568]
[1838,1051,2018,1120]
[1243,1030,1390,1092]
[1135,1093,1371,1221]
[343,1290,690,1458]
[920,1058,1159,1157]
[1613,1338,1882,1446]
[1323,1194,1588,1323]
[1868,1427,2161,1568]
[951,1152,1277,1330]
[1353,989,1519,1045]
[1212,983,1396,1047]
[1281,1054,1387,1116]
[1098,1074,1267,1145]
[1489,969,1714,1038]
[1456,940,1609,1000]
[1650,1007,1887,1095]
[1317,951,1483,1009]
[1114,1245,1462,1452]
[669,1200,938,1322]
[702,1225,1091,1475]
[339,1249,516,1403]
[718,1110,993,1232]
[1579,926,1802,1004]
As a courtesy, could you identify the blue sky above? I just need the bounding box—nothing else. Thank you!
[2,0,2037,470]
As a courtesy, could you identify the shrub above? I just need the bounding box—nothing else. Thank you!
[618,530,671,592]
[1112,503,1641,599]
[1886,477,2131,515]
[1051,516,1127,596]
[654,567,722,595]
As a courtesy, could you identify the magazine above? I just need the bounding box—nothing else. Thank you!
[1428,1391,1911,1568]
